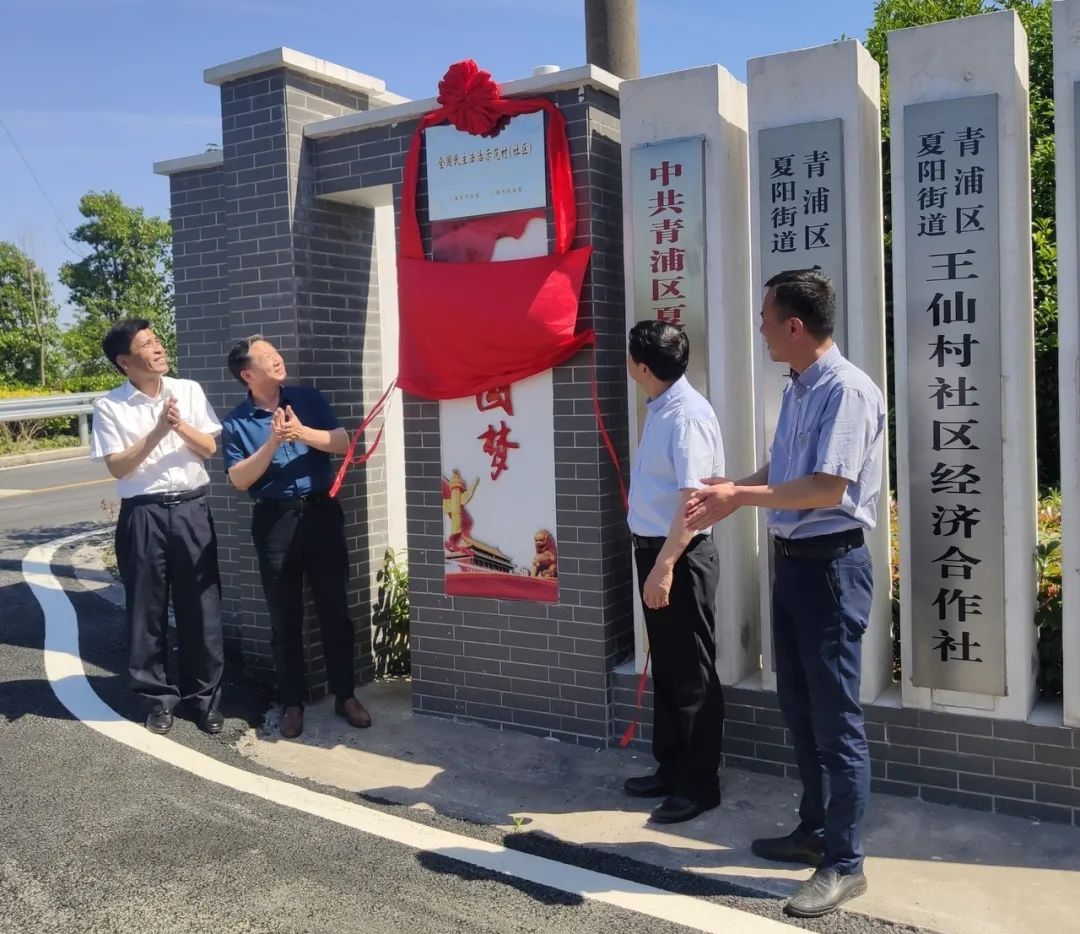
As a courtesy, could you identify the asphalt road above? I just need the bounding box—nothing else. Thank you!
[0,457,932,934]
[0,456,116,553]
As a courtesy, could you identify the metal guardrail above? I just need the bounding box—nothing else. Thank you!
[0,391,106,445]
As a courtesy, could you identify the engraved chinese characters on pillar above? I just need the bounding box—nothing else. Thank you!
[630,138,708,426]
[758,120,847,352]
[903,94,1005,695]
[757,120,847,452]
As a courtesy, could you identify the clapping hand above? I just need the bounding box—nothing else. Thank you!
[273,405,305,443]
[164,397,182,430]
[154,396,181,439]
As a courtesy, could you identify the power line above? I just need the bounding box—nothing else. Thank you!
[0,114,86,259]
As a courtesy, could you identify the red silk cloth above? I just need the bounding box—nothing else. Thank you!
[396,60,593,400]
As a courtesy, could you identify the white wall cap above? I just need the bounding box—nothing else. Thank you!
[153,150,224,176]
[204,47,388,96]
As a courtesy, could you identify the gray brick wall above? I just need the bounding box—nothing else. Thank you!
[170,166,239,642]
[612,672,1080,827]
[411,88,631,745]
[168,66,385,698]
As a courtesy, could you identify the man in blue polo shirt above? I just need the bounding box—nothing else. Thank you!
[221,336,372,739]
[687,269,883,918]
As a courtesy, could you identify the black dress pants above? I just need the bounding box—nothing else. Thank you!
[115,490,224,715]
[251,497,355,707]
[634,535,725,801]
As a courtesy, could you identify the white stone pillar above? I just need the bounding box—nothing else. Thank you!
[620,66,760,684]
[747,40,893,702]
[890,11,1038,719]
[1054,0,1080,728]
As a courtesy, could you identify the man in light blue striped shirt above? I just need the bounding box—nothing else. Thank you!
[688,270,883,918]
[624,320,726,826]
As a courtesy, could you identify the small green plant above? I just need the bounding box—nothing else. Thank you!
[371,548,410,678]
[1035,491,1063,697]
[889,498,901,682]
[98,498,119,577]
[510,816,527,833]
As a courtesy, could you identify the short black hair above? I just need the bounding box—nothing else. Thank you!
[764,268,836,340]
[627,320,689,382]
[227,335,265,385]
[102,318,152,374]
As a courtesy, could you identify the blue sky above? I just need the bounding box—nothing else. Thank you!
[1,0,876,319]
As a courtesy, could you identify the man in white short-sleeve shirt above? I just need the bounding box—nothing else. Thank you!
[90,318,225,735]
[623,320,727,826]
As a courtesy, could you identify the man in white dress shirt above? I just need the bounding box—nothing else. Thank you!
[90,318,225,735]
[623,320,727,825]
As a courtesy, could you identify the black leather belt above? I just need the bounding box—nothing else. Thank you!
[773,528,864,560]
[254,491,330,511]
[631,532,710,550]
[122,487,206,507]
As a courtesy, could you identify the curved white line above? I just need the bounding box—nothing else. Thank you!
[24,529,793,934]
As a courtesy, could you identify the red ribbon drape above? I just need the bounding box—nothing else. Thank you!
[395,61,592,400]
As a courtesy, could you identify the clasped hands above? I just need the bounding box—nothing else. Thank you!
[153,396,183,438]
[271,405,306,445]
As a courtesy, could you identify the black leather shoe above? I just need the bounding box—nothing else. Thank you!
[146,710,174,734]
[751,828,825,867]
[623,774,673,798]
[198,709,225,734]
[648,794,720,824]
[785,868,868,918]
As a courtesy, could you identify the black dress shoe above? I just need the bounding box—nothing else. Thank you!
[785,868,868,918]
[146,710,174,734]
[623,774,673,798]
[198,709,225,734]
[751,828,825,867]
[648,794,720,825]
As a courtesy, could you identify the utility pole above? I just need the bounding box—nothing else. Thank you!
[584,0,640,79]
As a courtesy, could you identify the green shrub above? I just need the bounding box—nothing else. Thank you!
[371,548,410,678]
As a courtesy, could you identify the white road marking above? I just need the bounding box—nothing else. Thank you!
[24,530,796,934]
[0,478,110,499]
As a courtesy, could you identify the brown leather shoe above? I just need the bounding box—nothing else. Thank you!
[334,696,372,728]
[280,705,303,739]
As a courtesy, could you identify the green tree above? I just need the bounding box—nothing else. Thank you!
[59,191,175,375]
[866,0,1058,488]
[0,242,62,386]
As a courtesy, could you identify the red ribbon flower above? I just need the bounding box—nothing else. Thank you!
[437,60,510,137]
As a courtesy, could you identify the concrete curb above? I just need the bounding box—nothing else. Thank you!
[0,446,89,469]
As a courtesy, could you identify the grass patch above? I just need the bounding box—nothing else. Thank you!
[0,434,81,457]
